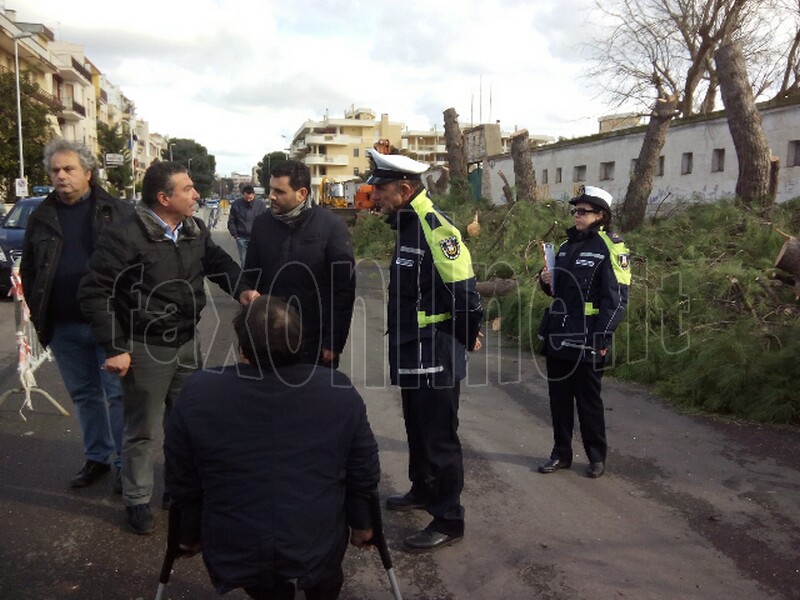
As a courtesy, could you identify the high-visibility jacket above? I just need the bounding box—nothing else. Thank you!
[538,224,631,362]
[387,190,483,388]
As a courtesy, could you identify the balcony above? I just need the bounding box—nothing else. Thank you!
[303,133,361,146]
[305,153,349,166]
[60,96,86,120]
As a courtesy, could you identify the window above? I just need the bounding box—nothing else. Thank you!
[789,141,800,167]
[712,148,725,172]
[656,156,665,177]
[630,159,638,175]
[599,161,615,181]
[353,167,360,176]
[353,148,359,158]
[542,169,548,184]
[681,152,693,175]
[573,165,587,182]
[556,167,562,183]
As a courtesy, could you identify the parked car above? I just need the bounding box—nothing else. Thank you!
[0,196,45,298]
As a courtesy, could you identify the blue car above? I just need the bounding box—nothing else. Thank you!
[0,196,45,298]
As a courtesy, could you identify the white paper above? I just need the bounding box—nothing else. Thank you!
[542,242,556,291]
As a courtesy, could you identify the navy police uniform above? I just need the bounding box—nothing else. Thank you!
[369,150,482,539]
[538,186,630,472]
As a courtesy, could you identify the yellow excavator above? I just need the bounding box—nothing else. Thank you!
[319,177,349,208]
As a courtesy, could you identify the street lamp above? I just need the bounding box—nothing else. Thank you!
[187,158,193,172]
[14,31,34,196]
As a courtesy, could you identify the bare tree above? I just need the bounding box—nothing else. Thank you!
[773,0,800,99]
[716,42,773,209]
[589,0,777,229]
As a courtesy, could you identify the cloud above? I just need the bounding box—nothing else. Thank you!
[16,0,607,174]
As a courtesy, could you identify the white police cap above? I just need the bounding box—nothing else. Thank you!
[569,185,613,213]
[366,149,429,185]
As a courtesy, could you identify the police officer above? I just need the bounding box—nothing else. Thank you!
[537,186,631,479]
[368,149,483,552]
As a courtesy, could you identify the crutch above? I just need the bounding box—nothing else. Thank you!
[154,503,183,600]
[370,492,403,600]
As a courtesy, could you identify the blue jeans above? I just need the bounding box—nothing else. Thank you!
[235,237,249,265]
[49,321,124,468]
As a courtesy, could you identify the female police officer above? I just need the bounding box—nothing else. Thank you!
[537,186,630,479]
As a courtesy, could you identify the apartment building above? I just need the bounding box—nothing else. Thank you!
[2,7,165,200]
[289,107,404,191]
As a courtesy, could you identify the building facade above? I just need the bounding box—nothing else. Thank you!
[481,98,800,206]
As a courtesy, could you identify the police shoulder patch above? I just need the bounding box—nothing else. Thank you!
[439,235,461,260]
[618,253,630,269]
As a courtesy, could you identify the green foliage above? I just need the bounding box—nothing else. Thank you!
[96,120,130,196]
[169,139,216,197]
[256,151,289,189]
[350,211,394,259]
[352,190,800,425]
[0,70,56,198]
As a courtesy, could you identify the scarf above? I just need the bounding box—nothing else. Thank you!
[271,195,313,226]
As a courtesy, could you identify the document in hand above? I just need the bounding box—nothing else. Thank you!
[541,242,556,290]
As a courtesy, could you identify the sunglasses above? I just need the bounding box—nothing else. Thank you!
[570,207,599,216]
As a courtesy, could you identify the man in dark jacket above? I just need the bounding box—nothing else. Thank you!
[20,140,134,490]
[243,160,355,368]
[367,149,483,553]
[165,295,379,600]
[227,184,266,264]
[78,161,257,535]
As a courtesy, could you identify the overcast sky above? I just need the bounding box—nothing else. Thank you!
[15,0,611,176]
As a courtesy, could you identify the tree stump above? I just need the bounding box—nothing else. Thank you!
[775,236,800,298]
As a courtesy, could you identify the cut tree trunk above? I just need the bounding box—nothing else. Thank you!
[475,278,518,297]
[619,95,679,232]
[443,108,468,181]
[497,169,514,204]
[715,41,774,211]
[510,129,537,202]
[775,236,800,298]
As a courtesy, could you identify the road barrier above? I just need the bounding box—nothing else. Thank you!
[0,261,68,420]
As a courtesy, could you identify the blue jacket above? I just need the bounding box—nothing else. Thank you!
[387,190,483,388]
[539,224,630,362]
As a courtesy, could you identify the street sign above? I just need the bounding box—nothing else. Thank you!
[105,153,125,167]
[15,178,28,197]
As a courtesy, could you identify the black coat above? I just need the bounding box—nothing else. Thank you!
[227,197,267,239]
[164,363,380,594]
[387,190,483,387]
[538,225,630,362]
[20,186,135,346]
[243,206,356,360]
[78,205,247,355]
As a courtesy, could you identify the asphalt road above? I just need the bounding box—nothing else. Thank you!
[1,210,798,599]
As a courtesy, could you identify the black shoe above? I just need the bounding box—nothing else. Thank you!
[112,467,122,495]
[587,462,605,478]
[126,504,155,535]
[537,458,572,474]
[404,528,463,553]
[386,491,426,512]
[70,460,111,488]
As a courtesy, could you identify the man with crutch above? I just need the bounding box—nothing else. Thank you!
[164,296,380,599]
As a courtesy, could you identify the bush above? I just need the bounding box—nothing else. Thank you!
[350,192,800,424]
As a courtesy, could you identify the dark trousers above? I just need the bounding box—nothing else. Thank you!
[546,357,607,464]
[401,383,464,536]
[244,568,344,600]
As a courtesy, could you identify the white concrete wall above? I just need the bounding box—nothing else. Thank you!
[482,99,800,206]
